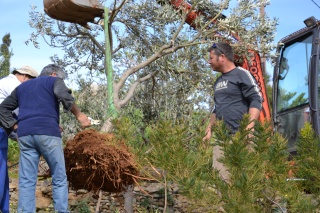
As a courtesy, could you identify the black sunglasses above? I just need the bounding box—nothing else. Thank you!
[211,43,224,55]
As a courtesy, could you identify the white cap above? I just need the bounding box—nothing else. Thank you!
[14,66,39,78]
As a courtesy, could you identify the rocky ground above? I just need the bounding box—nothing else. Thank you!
[8,160,207,212]
[8,174,198,213]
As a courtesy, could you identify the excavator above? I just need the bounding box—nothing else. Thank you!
[42,0,320,155]
[272,16,320,155]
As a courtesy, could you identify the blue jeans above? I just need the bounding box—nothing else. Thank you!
[0,128,9,213]
[18,135,69,213]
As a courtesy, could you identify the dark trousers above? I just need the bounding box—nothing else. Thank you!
[0,128,9,213]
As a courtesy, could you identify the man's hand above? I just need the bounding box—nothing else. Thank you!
[76,113,91,128]
[13,123,18,131]
[202,126,212,142]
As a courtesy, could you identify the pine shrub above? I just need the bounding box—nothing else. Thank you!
[114,114,320,212]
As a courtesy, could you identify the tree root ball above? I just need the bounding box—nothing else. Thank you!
[64,129,139,193]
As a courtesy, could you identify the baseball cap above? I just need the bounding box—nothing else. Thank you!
[13,66,39,78]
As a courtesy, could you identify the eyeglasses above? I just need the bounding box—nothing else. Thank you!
[211,43,224,55]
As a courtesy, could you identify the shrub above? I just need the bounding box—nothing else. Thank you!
[114,114,320,212]
[8,138,19,163]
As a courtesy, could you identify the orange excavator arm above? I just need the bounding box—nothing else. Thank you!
[241,51,271,122]
[166,0,271,122]
[161,0,205,27]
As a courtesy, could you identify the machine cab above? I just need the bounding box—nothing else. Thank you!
[273,16,320,154]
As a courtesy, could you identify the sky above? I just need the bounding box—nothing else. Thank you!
[0,0,320,81]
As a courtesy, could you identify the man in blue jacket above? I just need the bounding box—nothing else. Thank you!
[0,64,91,213]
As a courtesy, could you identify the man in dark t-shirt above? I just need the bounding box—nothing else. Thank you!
[202,42,262,183]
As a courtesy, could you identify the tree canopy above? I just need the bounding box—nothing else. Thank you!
[28,0,277,127]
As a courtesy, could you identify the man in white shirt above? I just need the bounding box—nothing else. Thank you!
[0,65,38,213]
[0,66,39,103]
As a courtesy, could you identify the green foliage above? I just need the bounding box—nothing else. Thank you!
[114,113,220,210]
[0,33,12,78]
[144,119,212,182]
[294,122,320,203]
[60,80,108,140]
[113,112,320,212]
[290,93,308,108]
[212,115,317,212]
[7,138,19,163]
[71,200,91,213]
[277,87,308,112]
[139,197,162,212]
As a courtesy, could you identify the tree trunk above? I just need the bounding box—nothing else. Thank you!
[100,117,134,213]
[123,185,134,213]
[100,118,114,133]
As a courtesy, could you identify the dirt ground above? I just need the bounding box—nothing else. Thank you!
[64,129,139,194]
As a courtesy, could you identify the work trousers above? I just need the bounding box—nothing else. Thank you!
[212,140,255,184]
[18,135,69,213]
[212,145,230,183]
[0,128,9,213]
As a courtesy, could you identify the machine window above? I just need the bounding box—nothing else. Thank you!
[277,34,312,112]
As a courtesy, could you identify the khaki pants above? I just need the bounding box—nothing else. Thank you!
[212,145,230,183]
[212,140,254,184]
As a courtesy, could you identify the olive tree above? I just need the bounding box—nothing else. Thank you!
[27,0,277,131]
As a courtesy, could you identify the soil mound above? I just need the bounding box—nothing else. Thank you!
[64,129,139,193]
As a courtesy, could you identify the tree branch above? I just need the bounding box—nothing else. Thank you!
[117,70,159,108]
[109,0,128,24]
[86,32,105,53]
[112,42,122,54]
[115,43,172,91]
